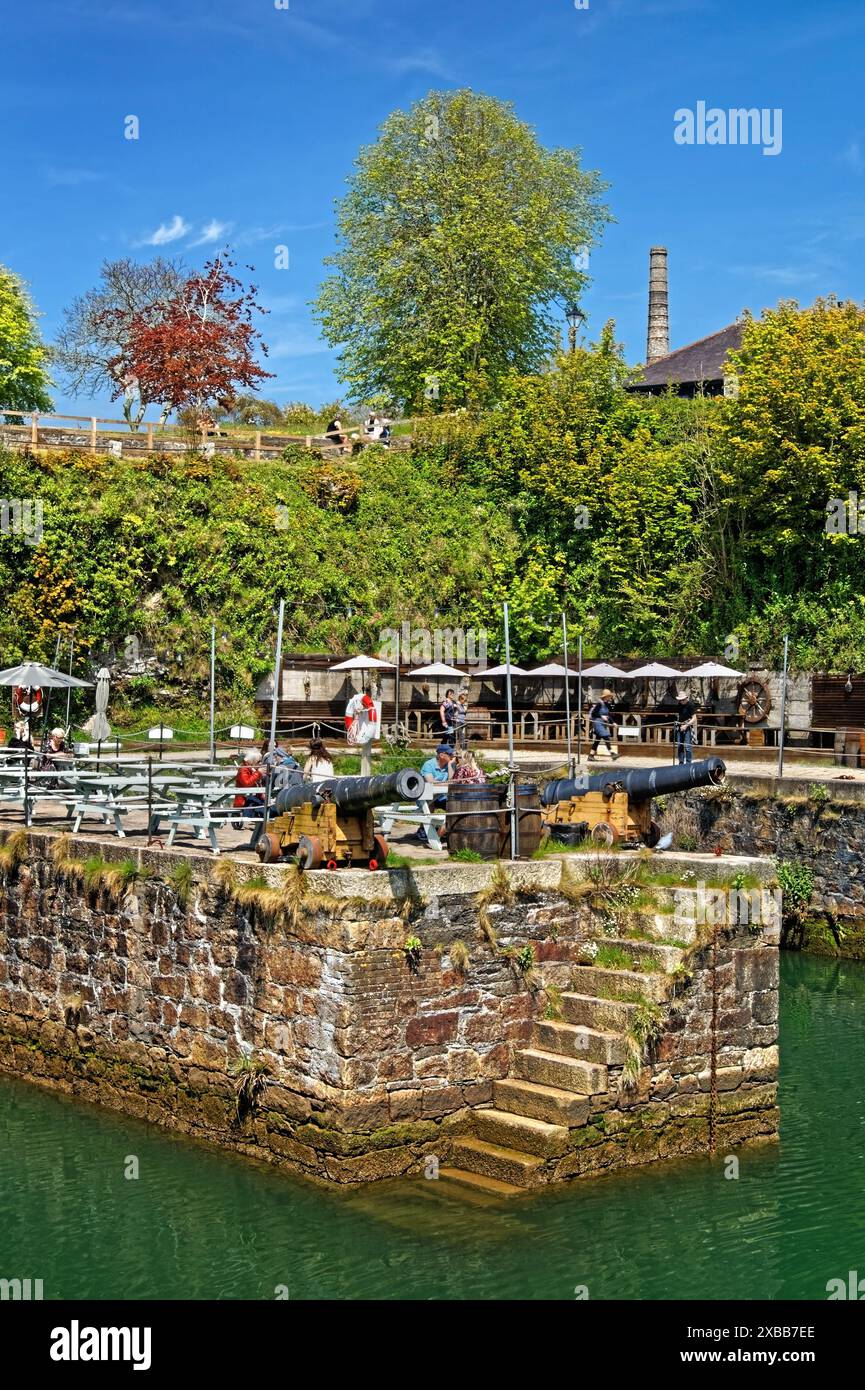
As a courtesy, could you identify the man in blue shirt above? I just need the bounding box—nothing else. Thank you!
[420,744,454,808]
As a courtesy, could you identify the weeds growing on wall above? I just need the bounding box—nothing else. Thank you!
[230,1053,272,1125]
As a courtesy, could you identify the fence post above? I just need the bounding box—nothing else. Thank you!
[90,417,97,453]
[147,423,154,452]
[305,435,312,449]
[255,430,261,461]
[31,412,39,446]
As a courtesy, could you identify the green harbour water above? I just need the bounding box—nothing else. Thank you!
[2,950,864,1301]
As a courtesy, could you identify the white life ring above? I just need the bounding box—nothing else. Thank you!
[14,685,43,716]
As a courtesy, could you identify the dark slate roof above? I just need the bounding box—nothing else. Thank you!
[629,322,744,390]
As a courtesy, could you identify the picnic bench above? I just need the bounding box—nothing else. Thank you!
[377,783,446,851]
[149,785,258,854]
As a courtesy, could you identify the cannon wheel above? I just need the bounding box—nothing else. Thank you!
[643,821,662,849]
[591,823,619,848]
[296,834,323,871]
[368,833,389,871]
[256,832,283,865]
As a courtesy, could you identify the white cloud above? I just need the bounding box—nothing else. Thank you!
[269,330,331,359]
[383,48,453,79]
[139,214,191,246]
[190,218,231,247]
[841,141,865,175]
[46,167,102,187]
[727,263,822,287]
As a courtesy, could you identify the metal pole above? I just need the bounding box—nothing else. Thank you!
[209,623,216,765]
[503,602,518,859]
[269,599,285,755]
[261,763,274,838]
[23,747,30,828]
[64,630,76,731]
[777,635,789,779]
[41,635,63,753]
[394,631,401,738]
[147,755,154,843]
[577,633,583,769]
[562,611,572,776]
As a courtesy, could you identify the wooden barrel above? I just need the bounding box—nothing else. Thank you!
[445,784,506,859]
[514,783,543,858]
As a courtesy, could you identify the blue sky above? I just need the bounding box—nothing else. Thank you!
[2,0,865,417]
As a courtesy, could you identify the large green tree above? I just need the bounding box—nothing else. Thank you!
[0,265,53,413]
[314,89,609,411]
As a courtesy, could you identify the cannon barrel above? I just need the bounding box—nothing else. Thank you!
[541,755,726,807]
[274,767,425,817]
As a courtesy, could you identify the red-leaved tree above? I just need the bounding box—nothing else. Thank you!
[105,254,272,419]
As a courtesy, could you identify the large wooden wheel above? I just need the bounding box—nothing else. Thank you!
[256,832,283,864]
[368,833,389,871]
[643,821,662,848]
[296,834,323,870]
[591,822,620,847]
[737,678,771,724]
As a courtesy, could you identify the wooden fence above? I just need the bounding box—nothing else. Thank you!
[0,409,413,461]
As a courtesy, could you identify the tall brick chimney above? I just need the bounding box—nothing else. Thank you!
[647,246,670,363]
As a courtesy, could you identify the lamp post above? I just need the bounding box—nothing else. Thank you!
[566,304,584,354]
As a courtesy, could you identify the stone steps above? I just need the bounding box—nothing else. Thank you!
[638,909,699,946]
[595,937,685,972]
[513,1047,608,1094]
[446,886,700,1192]
[493,1077,592,1127]
[566,963,668,1003]
[437,1166,523,1199]
[533,1018,624,1065]
[561,991,640,1032]
[474,1106,568,1157]
[449,1137,546,1188]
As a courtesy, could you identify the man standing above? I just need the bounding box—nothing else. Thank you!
[439,688,458,746]
[675,689,698,765]
[588,689,618,761]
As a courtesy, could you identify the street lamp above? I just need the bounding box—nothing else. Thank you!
[566,304,585,354]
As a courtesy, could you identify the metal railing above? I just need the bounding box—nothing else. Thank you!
[0,409,416,461]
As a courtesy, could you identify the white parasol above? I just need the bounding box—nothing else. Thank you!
[90,667,111,742]
[682,661,745,678]
[582,662,630,678]
[329,654,395,671]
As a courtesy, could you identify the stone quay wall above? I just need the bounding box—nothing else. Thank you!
[0,830,779,1185]
[679,776,865,953]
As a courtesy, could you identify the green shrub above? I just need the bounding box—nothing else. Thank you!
[777,861,814,913]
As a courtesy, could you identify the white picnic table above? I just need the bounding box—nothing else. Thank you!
[377,782,447,852]
[63,772,173,836]
[149,784,251,854]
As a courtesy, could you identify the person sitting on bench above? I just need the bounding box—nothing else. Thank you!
[234,750,265,817]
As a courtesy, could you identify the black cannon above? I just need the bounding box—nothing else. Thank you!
[541,755,726,847]
[260,768,425,869]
